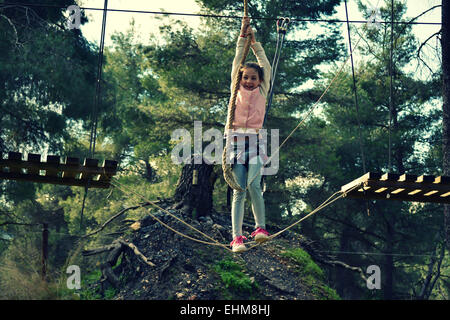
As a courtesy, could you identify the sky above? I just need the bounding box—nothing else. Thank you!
[78,0,203,45]
[77,0,442,47]
[74,0,442,79]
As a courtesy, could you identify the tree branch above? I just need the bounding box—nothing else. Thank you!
[0,221,39,227]
[0,13,19,46]
[320,258,367,282]
[417,30,442,75]
[395,5,442,43]
[82,202,153,238]
[117,239,155,267]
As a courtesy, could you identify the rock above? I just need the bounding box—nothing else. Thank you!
[130,221,141,230]
[212,223,224,230]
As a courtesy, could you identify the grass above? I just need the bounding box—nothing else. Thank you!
[281,248,325,279]
[281,247,340,300]
[78,269,103,300]
[213,258,259,298]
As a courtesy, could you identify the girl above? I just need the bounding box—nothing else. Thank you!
[227,17,271,253]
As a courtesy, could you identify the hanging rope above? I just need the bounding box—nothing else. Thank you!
[260,17,289,191]
[222,0,252,192]
[263,17,290,128]
[344,0,366,174]
[388,0,395,172]
[110,178,233,252]
[344,0,371,216]
[89,0,108,159]
[80,0,109,233]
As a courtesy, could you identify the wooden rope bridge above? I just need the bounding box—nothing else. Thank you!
[341,172,450,204]
[0,151,118,188]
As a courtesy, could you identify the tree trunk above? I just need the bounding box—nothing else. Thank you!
[417,235,445,300]
[173,156,217,218]
[443,0,450,250]
[143,160,154,182]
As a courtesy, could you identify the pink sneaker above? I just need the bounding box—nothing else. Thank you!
[251,227,270,243]
[230,236,247,253]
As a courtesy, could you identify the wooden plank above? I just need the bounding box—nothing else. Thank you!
[417,175,435,183]
[344,190,450,204]
[62,157,80,179]
[8,152,22,161]
[365,180,449,194]
[393,174,446,196]
[27,153,41,175]
[398,174,418,182]
[342,172,450,204]
[8,152,23,174]
[80,158,99,181]
[45,155,61,177]
[99,160,118,181]
[0,172,110,188]
[0,157,108,176]
[434,176,450,184]
[381,173,402,181]
[341,172,382,194]
[0,151,117,188]
[372,173,396,195]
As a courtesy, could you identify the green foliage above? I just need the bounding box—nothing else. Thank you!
[0,0,448,301]
[289,0,446,300]
[281,248,324,279]
[213,258,259,297]
[0,1,98,154]
[78,269,103,300]
[281,248,340,300]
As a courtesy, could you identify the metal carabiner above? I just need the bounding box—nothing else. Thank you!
[276,17,290,34]
[281,17,290,28]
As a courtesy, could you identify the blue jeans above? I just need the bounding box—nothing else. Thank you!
[231,156,266,238]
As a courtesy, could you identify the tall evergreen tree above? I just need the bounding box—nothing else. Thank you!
[295,0,444,299]
[0,1,99,206]
[442,0,450,251]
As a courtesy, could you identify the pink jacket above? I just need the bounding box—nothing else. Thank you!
[229,37,271,131]
[233,85,266,129]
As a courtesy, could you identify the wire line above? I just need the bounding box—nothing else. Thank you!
[344,0,367,174]
[0,2,443,25]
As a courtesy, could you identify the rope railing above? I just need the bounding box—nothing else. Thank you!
[110,177,361,253]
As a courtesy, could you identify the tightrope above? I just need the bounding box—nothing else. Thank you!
[110,179,233,251]
[110,178,362,253]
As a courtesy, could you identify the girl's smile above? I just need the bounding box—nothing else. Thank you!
[241,67,262,91]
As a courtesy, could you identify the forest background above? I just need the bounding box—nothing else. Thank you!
[0,0,448,300]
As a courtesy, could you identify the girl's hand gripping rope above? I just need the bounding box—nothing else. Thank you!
[240,16,250,37]
[247,26,256,45]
